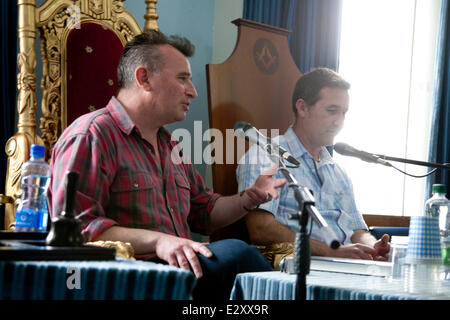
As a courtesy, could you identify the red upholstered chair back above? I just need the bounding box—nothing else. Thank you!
[36,1,142,161]
[66,22,124,124]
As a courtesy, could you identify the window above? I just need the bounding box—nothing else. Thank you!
[335,0,442,216]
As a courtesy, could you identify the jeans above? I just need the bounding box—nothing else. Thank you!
[193,238,272,300]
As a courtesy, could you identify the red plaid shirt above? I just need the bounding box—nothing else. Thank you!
[49,96,221,241]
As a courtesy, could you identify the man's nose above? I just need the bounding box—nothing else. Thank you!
[334,113,346,127]
[186,81,197,98]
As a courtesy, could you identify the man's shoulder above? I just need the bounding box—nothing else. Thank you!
[60,108,113,138]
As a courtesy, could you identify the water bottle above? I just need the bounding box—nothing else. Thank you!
[15,144,51,232]
[425,184,450,236]
[425,184,450,279]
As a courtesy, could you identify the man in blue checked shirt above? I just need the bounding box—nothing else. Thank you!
[236,68,390,261]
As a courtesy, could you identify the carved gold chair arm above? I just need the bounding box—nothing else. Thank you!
[0,194,14,206]
[86,240,135,260]
[257,242,294,271]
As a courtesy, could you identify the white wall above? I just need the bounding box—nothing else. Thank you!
[211,0,244,64]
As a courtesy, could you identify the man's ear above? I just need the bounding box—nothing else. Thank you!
[295,99,308,117]
[135,66,152,91]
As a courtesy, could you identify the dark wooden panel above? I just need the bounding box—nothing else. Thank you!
[363,214,410,227]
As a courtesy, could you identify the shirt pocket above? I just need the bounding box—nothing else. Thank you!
[111,172,156,193]
[319,180,347,211]
[173,173,191,215]
[109,172,156,224]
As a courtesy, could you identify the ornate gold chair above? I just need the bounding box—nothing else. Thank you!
[1,0,159,230]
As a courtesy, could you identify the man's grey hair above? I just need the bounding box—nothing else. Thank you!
[117,30,195,90]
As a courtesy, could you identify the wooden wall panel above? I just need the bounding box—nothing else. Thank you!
[206,19,302,241]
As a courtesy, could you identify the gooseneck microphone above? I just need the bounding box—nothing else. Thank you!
[334,142,392,167]
[234,121,300,166]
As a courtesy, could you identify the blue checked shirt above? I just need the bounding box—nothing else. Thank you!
[236,126,368,245]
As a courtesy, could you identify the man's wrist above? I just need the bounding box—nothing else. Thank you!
[239,189,258,212]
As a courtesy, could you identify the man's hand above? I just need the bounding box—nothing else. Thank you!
[373,234,390,261]
[323,233,390,260]
[155,234,212,278]
[329,243,377,260]
[242,165,286,210]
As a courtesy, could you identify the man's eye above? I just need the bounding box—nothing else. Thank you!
[178,75,191,82]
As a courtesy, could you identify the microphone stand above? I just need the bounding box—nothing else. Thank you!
[266,149,328,301]
[373,154,450,170]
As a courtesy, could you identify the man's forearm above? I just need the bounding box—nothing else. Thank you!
[209,193,249,231]
[210,169,286,231]
[95,225,168,255]
[245,210,295,245]
[309,238,337,256]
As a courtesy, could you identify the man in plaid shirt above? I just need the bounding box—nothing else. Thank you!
[49,31,285,300]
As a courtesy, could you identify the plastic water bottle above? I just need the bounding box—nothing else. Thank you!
[15,144,51,232]
[425,184,450,279]
[425,184,450,235]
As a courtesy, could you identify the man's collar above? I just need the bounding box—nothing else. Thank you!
[107,96,136,136]
[283,126,309,160]
[284,126,334,166]
[106,96,179,149]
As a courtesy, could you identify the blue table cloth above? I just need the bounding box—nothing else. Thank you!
[0,259,196,300]
[231,271,450,300]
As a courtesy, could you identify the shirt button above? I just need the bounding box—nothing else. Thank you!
[133,183,139,188]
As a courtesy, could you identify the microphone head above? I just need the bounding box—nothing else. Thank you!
[234,121,252,132]
[234,121,253,140]
[334,142,359,156]
[334,142,391,166]
[233,121,265,145]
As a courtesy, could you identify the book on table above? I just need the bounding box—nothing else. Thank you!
[280,256,393,277]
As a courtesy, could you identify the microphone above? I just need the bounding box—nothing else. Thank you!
[334,142,392,167]
[234,121,300,166]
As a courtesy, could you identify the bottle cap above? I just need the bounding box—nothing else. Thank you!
[30,144,45,159]
[432,184,446,194]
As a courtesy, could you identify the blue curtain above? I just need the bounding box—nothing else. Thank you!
[0,2,18,229]
[427,0,450,198]
[243,0,343,73]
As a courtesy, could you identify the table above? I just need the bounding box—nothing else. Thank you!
[230,270,450,300]
[0,259,196,300]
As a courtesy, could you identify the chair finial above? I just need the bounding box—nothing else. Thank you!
[144,0,159,32]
